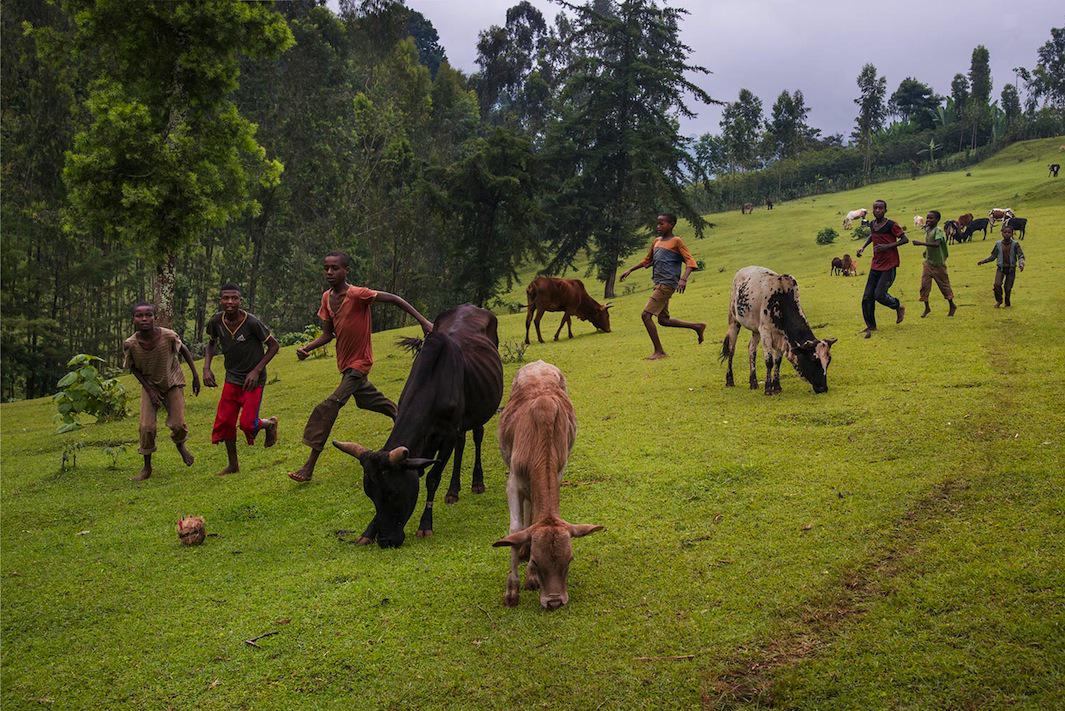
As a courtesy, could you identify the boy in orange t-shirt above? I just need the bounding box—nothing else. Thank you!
[288,251,433,483]
[619,213,706,360]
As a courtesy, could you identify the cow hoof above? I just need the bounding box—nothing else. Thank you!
[416,529,433,538]
[471,483,485,495]
[749,381,759,390]
[504,591,519,607]
[725,375,734,387]
[445,492,459,505]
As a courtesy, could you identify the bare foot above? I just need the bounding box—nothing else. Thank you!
[994,303,1001,308]
[896,305,906,323]
[863,329,873,339]
[921,305,931,318]
[416,529,433,538]
[178,445,195,467]
[645,352,668,360]
[355,536,374,545]
[262,417,279,448]
[695,324,706,344]
[131,468,151,481]
[216,465,239,476]
[288,466,313,483]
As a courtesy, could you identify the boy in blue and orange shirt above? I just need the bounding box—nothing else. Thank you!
[620,213,705,360]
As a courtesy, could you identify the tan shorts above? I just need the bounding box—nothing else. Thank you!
[643,284,675,318]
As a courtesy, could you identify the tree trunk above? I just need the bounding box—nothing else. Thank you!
[154,253,177,328]
[603,265,617,299]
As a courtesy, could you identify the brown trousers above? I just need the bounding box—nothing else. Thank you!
[139,386,188,455]
[994,267,1017,304]
[919,262,954,301]
[302,369,397,451]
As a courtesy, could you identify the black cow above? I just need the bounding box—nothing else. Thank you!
[962,217,990,241]
[1050,164,1060,177]
[1006,216,1027,240]
[333,304,504,548]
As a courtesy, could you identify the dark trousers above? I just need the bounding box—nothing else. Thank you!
[302,369,397,451]
[861,267,900,329]
[994,267,1017,305]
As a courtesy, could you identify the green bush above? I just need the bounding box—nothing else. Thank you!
[277,324,329,358]
[852,224,871,241]
[499,340,528,365]
[816,227,839,245]
[53,354,128,433]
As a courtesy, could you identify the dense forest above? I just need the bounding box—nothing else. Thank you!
[2,0,1063,400]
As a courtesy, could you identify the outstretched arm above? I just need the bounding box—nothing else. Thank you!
[243,336,280,391]
[621,242,656,282]
[375,291,433,334]
[297,319,334,360]
[203,339,218,387]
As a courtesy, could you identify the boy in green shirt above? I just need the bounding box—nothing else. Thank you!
[910,210,956,317]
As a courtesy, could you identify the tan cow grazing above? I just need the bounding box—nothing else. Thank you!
[842,254,857,276]
[842,208,867,230]
[493,361,603,609]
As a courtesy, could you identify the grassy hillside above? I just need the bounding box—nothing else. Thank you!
[2,137,1063,710]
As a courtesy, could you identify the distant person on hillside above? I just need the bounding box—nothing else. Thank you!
[287,251,433,483]
[856,199,908,338]
[766,197,774,210]
[123,302,200,480]
[203,284,280,476]
[977,224,1025,307]
[619,213,706,360]
[910,210,956,318]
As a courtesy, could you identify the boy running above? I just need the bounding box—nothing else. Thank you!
[977,224,1025,307]
[619,213,706,360]
[910,210,956,317]
[288,251,434,483]
[124,302,200,480]
[203,284,280,476]
[856,199,909,338]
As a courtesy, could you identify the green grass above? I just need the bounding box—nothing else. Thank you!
[3,137,1064,710]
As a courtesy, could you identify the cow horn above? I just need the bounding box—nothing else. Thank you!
[825,337,838,346]
[387,446,409,465]
[333,440,370,459]
[604,302,614,310]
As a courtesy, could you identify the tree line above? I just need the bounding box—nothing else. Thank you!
[691,33,1065,212]
[2,0,1062,401]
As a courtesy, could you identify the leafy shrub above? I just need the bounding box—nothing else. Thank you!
[696,259,706,271]
[277,324,328,358]
[53,354,128,433]
[852,224,871,241]
[499,340,528,365]
[815,227,839,245]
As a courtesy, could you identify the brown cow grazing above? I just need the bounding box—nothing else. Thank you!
[958,213,974,229]
[493,361,603,610]
[988,208,1014,232]
[721,267,836,395]
[525,277,611,345]
[830,257,844,276]
[742,202,754,214]
[842,254,857,276]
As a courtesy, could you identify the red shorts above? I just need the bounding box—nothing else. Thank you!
[211,382,265,444]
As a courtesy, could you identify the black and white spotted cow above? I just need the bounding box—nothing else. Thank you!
[720,266,836,395]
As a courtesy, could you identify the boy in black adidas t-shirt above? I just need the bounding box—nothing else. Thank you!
[203,284,280,475]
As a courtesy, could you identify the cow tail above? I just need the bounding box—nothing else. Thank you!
[397,336,424,355]
[719,336,731,363]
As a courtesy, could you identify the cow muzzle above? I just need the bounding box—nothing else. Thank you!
[541,594,567,610]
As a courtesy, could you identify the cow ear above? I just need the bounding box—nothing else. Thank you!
[568,523,605,538]
[493,528,532,548]
[387,446,409,465]
[333,440,370,460]
[404,458,437,475]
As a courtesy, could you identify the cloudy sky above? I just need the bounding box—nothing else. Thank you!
[330,1,1060,139]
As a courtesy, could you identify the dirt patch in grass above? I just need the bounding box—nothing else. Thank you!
[702,477,970,710]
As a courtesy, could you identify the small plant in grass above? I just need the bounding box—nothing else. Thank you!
[101,444,126,470]
[279,324,329,358]
[60,441,85,472]
[499,340,527,364]
[696,259,706,271]
[816,227,839,245]
[53,355,128,433]
[852,224,871,241]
